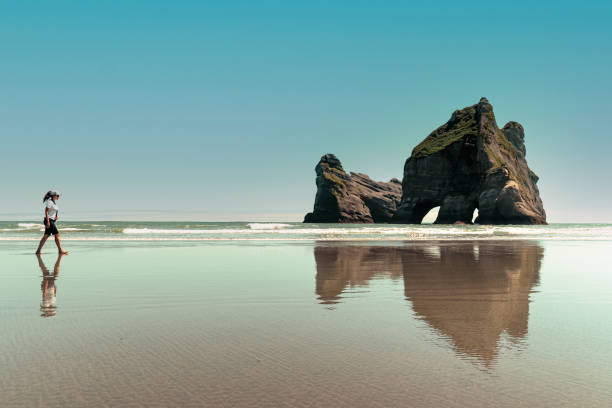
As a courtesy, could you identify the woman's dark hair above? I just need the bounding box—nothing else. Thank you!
[43,191,54,203]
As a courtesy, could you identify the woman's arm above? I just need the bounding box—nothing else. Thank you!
[45,207,50,227]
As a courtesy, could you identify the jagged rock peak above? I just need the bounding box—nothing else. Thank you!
[318,153,344,171]
[502,121,526,156]
[304,154,402,223]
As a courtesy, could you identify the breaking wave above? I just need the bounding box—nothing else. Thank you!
[17,223,41,228]
[247,223,293,230]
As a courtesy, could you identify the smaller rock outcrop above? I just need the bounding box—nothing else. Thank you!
[304,154,402,223]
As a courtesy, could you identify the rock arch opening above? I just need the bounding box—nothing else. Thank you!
[422,206,440,224]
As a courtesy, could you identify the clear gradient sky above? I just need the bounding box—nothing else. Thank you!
[2,1,611,221]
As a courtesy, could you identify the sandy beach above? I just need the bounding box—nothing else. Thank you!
[1,237,610,407]
[4,0,611,406]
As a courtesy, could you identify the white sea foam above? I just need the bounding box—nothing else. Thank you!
[17,223,42,228]
[2,236,612,242]
[123,228,224,234]
[9,223,89,230]
[122,227,374,235]
[118,225,612,238]
[247,223,293,230]
[117,226,511,236]
[3,223,612,241]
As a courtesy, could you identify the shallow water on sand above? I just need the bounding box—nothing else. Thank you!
[1,240,611,407]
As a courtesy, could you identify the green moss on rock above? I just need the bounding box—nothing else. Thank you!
[323,168,348,187]
[496,130,517,156]
[412,106,478,158]
[484,145,503,169]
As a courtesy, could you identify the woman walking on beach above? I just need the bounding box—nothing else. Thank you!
[36,191,68,254]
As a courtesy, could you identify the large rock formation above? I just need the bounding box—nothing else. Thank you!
[304,154,402,223]
[393,98,546,224]
[304,98,546,224]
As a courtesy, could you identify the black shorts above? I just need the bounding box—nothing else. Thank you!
[44,219,59,235]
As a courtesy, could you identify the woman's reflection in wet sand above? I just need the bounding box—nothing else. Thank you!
[37,253,65,318]
[314,241,544,366]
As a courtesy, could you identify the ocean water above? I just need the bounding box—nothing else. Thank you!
[1,222,611,407]
[1,220,611,241]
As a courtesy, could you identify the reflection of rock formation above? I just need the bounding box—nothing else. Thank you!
[314,242,543,365]
[314,245,404,304]
[402,241,542,365]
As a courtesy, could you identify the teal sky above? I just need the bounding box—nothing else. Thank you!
[2,1,611,222]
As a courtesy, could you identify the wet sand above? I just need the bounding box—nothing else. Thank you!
[0,240,610,407]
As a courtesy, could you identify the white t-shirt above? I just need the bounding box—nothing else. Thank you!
[45,200,59,219]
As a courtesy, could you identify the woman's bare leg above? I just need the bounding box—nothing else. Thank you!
[36,234,50,254]
[54,233,68,254]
